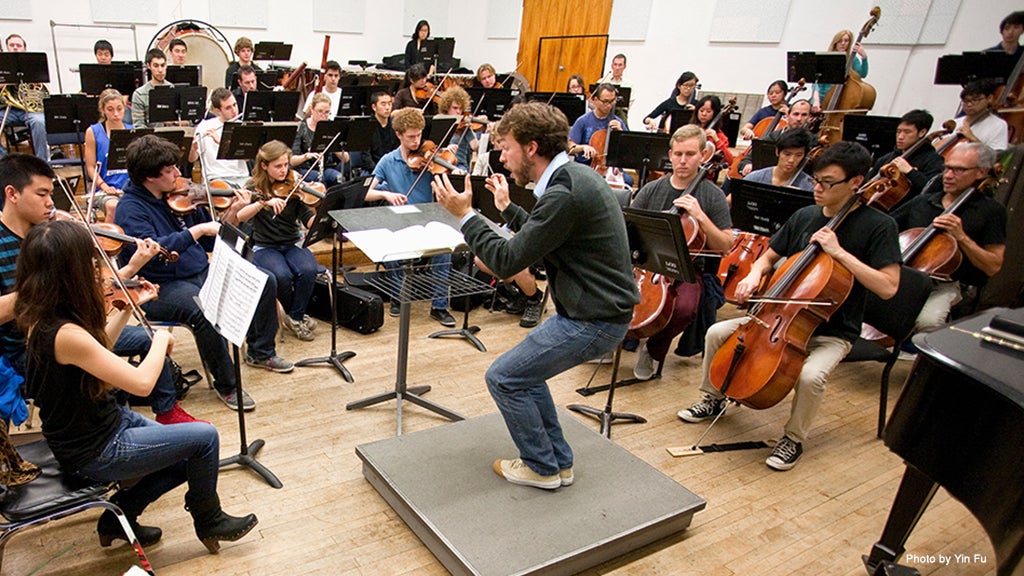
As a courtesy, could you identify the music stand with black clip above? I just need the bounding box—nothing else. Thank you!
[43,93,99,183]
[568,208,696,438]
[241,91,301,123]
[217,121,299,164]
[149,84,208,125]
[0,52,50,86]
[199,223,282,488]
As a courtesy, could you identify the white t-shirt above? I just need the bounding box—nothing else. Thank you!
[302,87,342,120]
[955,113,1008,151]
[193,116,250,184]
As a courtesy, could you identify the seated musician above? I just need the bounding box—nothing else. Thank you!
[301,60,342,120]
[566,74,586,96]
[606,54,632,120]
[360,91,399,174]
[642,71,698,132]
[567,83,626,166]
[693,94,735,167]
[630,125,733,381]
[865,109,944,207]
[168,38,188,65]
[744,128,815,191]
[740,80,789,140]
[393,63,437,115]
[292,93,348,186]
[94,39,114,64]
[225,36,262,89]
[437,86,477,171]
[231,65,259,103]
[476,63,499,88]
[953,80,1008,151]
[130,48,171,129]
[235,141,320,342]
[115,135,294,412]
[405,19,432,71]
[189,87,250,188]
[984,11,1024,56]
[678,142,901,471]
[365,107,455,327]
[0,34,50,160]
[735,99,813,177]
[889,143,1006,335]
[16,219,257,554]
[85,89,132,222]
[0,154,201,428]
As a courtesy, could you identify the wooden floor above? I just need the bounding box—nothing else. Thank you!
[5,297,998,576]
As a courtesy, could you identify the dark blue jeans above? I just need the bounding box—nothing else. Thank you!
[141,269,279,393]
[113,325,177,414]
[253,244,318,321]
[485,313,628,476]
[76,408,219,515]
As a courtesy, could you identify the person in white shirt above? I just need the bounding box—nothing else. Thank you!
[189,88,250,187]
[953,79,1009,152]
[301,60,342,120]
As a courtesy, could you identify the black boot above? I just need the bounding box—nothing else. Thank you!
[97,509,162,547]
[186,494,258,553]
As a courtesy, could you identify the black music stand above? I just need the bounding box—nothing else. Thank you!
[338,86,372,116]
[43,93,98,178]
[311,117,375,156]
[253,42,292,64]
[730,179,815,236]
[0,52,49,85]
[424,115,457,145]
[295,186,357,381]
[934,51,1018,85]
[165,65,202,87]
[218,121,299,162]
[605,130,671,189]
[149,85,207,124]
[749,138,779,171]
[107,129,187,171]
[842,115,900,159]
[667,108,695,133]
[568,208,695,438]
[786,52,846,86]
[523,92,587,124]
[589,84,631,108]
[205,223,282,489]
[241,90,300,122]
[79,62,145,96]
[464,87,515,119]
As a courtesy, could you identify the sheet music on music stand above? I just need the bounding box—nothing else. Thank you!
[198,232,268,347]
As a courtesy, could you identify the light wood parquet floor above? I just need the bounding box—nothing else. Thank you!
[4,289,998,576]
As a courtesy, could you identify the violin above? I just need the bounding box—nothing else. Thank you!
[406,140,459,175]
[270,177,326,207]
[456,114,490,132]
[51,209,179,262]
[101,266,157,314]
[413,81,441,105]
[817,7,881,146]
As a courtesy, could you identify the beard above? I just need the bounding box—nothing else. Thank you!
[511,153,535,188]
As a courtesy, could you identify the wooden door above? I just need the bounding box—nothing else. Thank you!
[517,0,613,92]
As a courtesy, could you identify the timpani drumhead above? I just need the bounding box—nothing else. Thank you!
[180,31,230,90]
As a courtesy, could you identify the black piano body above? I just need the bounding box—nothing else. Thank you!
[864,307,1024,576]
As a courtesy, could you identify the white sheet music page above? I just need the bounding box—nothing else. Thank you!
[198,237,269,347]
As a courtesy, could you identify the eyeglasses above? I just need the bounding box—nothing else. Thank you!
[944,165,978,176]
[962,95,987,104]
[597,97,617,105]
[810,174,853,191]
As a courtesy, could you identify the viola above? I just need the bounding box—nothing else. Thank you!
[727,80,805,180]
[51,209,179,262]
[406,140,459,175]
[817,7,881,146]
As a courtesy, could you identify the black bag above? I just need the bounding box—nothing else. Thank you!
[308,277,384,334]
[169,358,203,400]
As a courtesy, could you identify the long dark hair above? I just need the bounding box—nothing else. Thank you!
[15,220,110,398]
[694,95,722,128]
[669,71,698,99]
[412,20,430,40]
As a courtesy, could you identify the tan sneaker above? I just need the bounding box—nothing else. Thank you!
[559,467,574,487]
[492,458,560,490]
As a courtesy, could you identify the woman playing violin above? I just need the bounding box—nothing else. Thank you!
[740,80,789,140]
[84,88,132,222]
[643,71,698,132]
[235,141,319,342]
[292,93,348,187]
[394,63,437,115]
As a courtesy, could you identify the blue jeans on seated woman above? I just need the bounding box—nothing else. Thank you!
[252,244,319,321]
[76,408,220,514]
[485,313,628,476]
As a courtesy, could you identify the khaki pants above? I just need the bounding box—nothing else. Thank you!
[914,281,960,333]
[698,317,853,444]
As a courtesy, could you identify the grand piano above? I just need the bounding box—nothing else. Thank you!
[864,307,1024,576]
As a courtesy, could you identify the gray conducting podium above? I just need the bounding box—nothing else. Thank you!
[331,203,493,436]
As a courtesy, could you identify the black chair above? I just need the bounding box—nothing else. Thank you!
[843,266,934,438]
[0,438,154,574]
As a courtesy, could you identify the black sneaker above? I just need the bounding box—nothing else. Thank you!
[430,308,456,327]
[520,293,544,328]
[389,301,400,317]
[677,394,727,423]
[766,435,803,471]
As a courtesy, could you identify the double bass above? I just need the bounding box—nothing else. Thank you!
[816,7,881,146]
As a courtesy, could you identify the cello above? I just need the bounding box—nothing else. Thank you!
[994,47,1024,144]
[817,7,881,146]
[727,80,805,180]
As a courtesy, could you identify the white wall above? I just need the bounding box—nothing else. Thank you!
[4,0,1016,130]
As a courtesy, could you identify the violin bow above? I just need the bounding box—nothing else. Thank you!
[497,61,522,89]
[419,68,453,113]
[85,162,101,224]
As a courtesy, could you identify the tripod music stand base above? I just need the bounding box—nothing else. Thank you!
[567,404,647,438]
[347,386,464,435]
[295,350,357,382]
[576,373,660,397]
[428,326,486,352]
[219,439,283,489]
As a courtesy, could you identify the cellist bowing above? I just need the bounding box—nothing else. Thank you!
[630,125,733,381]
[678,143,901,471]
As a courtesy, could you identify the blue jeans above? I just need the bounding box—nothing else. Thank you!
[485,313,628,476]
[383,254,451,309]
[253,244,318,321]
[141,270,279,394]
[113,325,177,415]
[0,107,49,160]
[302,168,340,187]
[76,408,219,516]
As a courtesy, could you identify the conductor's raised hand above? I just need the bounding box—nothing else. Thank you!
[484,173,511,211]
[433,173,473,219]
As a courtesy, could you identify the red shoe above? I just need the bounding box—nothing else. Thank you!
[155,402,209,425]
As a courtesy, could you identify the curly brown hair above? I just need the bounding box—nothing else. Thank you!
[493,102,569,160]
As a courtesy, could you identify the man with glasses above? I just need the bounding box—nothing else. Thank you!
[677,142,901,471]
[953,80,1008,151]
[890,143,1005,334]
[567,83,627,167]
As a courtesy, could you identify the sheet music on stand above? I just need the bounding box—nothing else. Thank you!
[198,234,268,347]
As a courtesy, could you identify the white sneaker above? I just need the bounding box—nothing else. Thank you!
[586,352,614,364]
[492,458,560,490]
[633,342,655,380]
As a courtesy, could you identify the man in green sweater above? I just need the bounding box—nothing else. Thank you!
[433,102,639,490]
